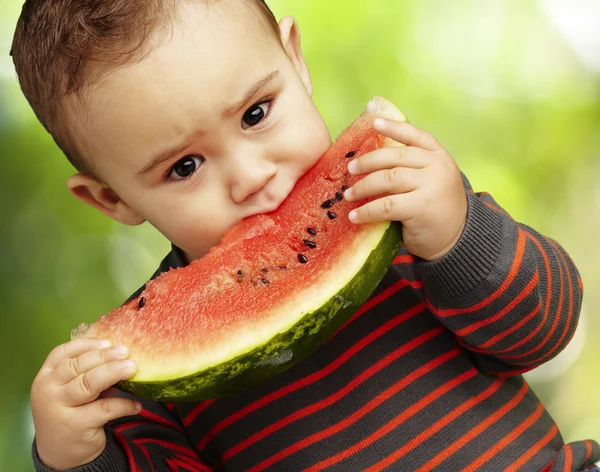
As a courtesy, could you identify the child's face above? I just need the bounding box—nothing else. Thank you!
[68,1,331,261]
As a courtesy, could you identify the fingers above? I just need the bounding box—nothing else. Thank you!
[348,146,429,176]
[79,396,143,428]
[345,166,421,204]
[53,345,131,385]
[63,359,138,406]
[373,118,442,152]
[348,191,423,225]
[45,338,112,370]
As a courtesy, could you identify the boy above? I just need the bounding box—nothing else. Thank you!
[11,0,599,470]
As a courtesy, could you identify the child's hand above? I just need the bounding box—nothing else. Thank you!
[344,117,468,261]
[30,337,141,470]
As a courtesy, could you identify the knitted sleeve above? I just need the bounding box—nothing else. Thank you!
[413,172,583,375]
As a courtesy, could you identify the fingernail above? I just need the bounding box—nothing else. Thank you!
[373,118,387,129]
[348,161,358,173]
[134,401,142,411]
[100,340,112,348]
[344,187,353,199]
[348,210,358,222]
[122,360,136,371]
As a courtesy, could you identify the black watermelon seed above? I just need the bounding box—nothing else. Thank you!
[261,278,270,284]
[278,265,287,270]
[138,297,146,309]
[303,239,317,249]
[237,270,245,279]
[298,254,308,264]
[341,185,349,192]
[346,151,356,158]
[320,199,336,209]
[307,227,317,236]
[261,268,268,273]
[327,211,336,220]
[335,191,343,201]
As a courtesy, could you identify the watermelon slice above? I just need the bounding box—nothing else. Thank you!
[72,97,406,401]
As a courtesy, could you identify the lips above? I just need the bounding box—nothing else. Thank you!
[251,177,295,216]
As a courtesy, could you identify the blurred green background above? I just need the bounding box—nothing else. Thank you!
[1,0,599,470]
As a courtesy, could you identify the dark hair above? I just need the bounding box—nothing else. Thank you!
[11,0,280,173]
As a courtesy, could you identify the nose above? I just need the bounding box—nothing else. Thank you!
[228,153,278,204]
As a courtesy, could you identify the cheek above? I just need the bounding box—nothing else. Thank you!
[141,192,231,254]
[281,112,330,169]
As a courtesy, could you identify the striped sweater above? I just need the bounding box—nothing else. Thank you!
[33,174,600,471]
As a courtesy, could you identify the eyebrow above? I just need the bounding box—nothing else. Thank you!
[135,70,280,177]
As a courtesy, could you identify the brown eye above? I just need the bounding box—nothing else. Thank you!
[169,155,203,180]
[242,101,271,129]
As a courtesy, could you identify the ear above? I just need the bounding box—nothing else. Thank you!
[278,16,313,96]
[66,173,145,226]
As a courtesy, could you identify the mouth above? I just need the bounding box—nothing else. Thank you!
[252,177,296,216]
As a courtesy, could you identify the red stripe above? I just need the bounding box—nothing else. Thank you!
[114,421,147,433]
[461,231,553,357]
[195,299,427,452]
[477,300,541,349]
[462,303,546,358]
[428,228,526,317]
[132,442,154,472]
[114,431,140,472]
[563,444,573,472]
[453,230,569,369]
[112,409,184,433]
[362,377,503,472]
[483,200,510,216]
[454,270,538,337]
[333,278,423,339]
[183,400,216,427]
[542,461,555,472]
[463,400,546,470]
[140,408,184,432]
[170,453,214,472]
[415,380,529,471]
[393,254,413,264]
[166,456,212,472]
[585,440,594,461]
[248,347,461,472]
[520,240,575,365]
[134,438,200,459]
[501,239,572,364]
[167,458,191,472]
[505,423,558,471]
[259,349,468,472]
[303,365,478,472]
[219,326,446,467]
[485,232,554,356]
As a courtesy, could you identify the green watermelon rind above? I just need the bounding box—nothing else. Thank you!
[116,221,403,402]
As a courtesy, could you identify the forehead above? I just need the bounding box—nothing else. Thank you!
[72,0,283,172]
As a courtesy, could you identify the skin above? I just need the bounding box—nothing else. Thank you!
[31,1,467,469]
